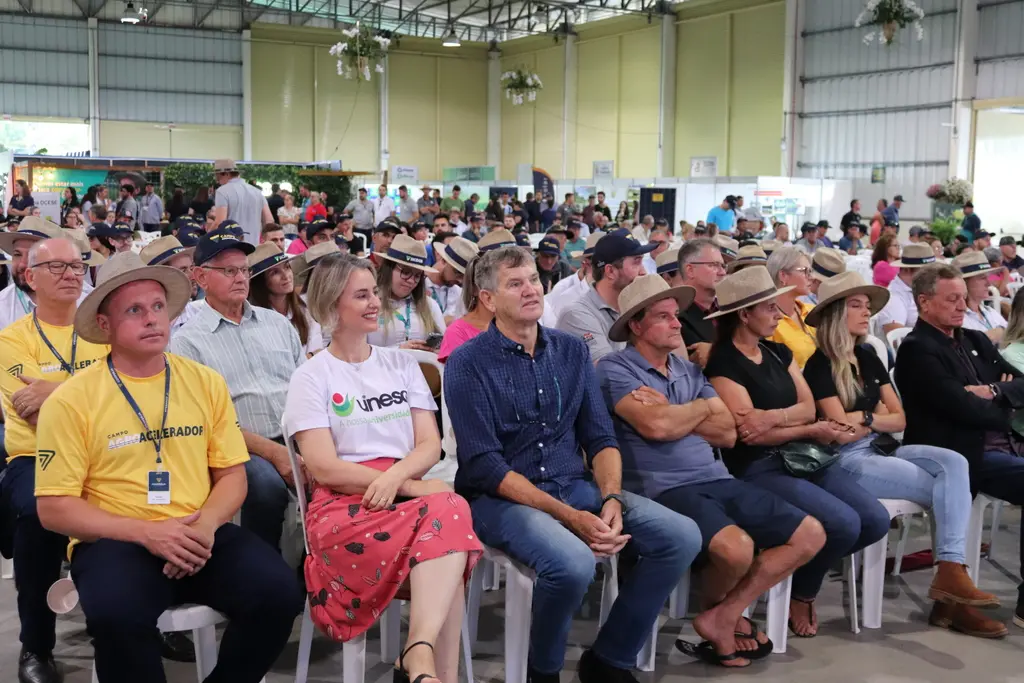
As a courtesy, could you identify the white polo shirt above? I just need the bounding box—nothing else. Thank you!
[546,273,590,321]
[876,275,917,329]
[373,195,396,225]
[963,303,1007,333]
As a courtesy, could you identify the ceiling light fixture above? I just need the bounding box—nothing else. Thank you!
[442,27,461,47]
[121,1,141,23]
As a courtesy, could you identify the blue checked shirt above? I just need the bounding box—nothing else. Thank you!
[444,322,618,499]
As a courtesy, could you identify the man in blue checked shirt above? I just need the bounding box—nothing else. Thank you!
[445,246,701,683]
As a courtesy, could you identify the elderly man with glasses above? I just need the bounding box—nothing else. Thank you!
[676,238,727,368]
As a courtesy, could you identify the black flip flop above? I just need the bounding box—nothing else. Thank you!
[734,617,774,660]
[788,598,818,638]
[674,640,752,668]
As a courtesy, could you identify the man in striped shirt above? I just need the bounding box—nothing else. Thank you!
[169,227,304,550]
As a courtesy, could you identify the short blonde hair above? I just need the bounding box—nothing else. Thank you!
[305,253,376,335]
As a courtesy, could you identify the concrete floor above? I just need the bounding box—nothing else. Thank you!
[2,510,1023,682]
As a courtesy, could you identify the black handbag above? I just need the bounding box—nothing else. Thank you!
[774,440,840,478]
[870,433,901,456]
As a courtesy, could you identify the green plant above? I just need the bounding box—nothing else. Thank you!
[161,163,351,211]
[855,0,926,45]
[329,25,389,80]
[928,214,961,245]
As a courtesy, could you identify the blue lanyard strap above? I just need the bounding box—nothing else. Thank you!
[404,298,411,341]
[33,312,77,375]
[16,288,33,315]
[107,355,171,466]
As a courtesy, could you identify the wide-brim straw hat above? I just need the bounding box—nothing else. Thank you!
[291,241,340,283]
[75,252,191,344]
[478,228,516,252]
[139,234,194,266]
[810,247,847,281]
[212,158,237,173]
[706,265,795,320]
[0,216,64,253]
[248,242,294,280]
[438,236,480,275]
[609,274,696,342]
[713,234,740,260]
[64,228,107,266]
[952,250,1001,279]
[655,247,680,275]
[727,245,768,273]
[805,271,890,328]
[760,239,783,255]
[374,234,438,273]
[892,243,938,269]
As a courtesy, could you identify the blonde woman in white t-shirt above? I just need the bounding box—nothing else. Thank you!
[284,252,480,683]
[368,234,446,351]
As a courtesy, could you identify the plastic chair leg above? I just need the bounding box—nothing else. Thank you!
[988,501,1004,556]
[466,562,484,645]
[765,576,792,654]
[1,556,12,579]
[295,600,315,683]
[193,625,218,679]
[460,606,475,683]
[668,570,690,620]
[636,618,657,672]
[483,559,501,591]
[598,557,619,626]
[862,535,887,630]
[892,517,910,576]
[380,601,402,664]
[504,567,534,683]
[342,633,367,683]
[967,496,991,585]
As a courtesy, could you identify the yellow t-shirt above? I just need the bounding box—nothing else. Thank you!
[0,315,109,460]
[768,299,818,369]
[35,352,249,555]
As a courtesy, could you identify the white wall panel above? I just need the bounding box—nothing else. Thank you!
[803,67,954,112]
[977,1,1024,60]
[801,108,950,165]
[0,15,88,118]
[978,60,1024,100]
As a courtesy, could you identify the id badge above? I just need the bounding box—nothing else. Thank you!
[148,471,171,505]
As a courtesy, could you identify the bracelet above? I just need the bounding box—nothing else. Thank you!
[781,408,789,427]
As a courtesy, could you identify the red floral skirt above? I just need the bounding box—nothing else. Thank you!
[303,458,482,642]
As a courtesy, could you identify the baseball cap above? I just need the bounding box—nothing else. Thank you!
[908,226,928,237]
[593,228,658,270]
[177,224,205,247]
[337,213,353,221]
[976,230,992,239]
[216,220,245,239]
[536,237,561,255]
[816,220,830,229]
[306,217,333,241]
[88,222,132,238]
[893,195,905,202]
[515,233,532,248]
[884,217,900,228]
[193,226,255,266]
[654,217,669,227]
[801,223,817,233]
[470,212,485,222]
[374,221,401,234]
[1000,236,1016,247]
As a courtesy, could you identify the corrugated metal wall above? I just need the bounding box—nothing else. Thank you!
[977,0,1024,100]
[0,16,89,119]
[98,24,242,126]
[798,0,958,220]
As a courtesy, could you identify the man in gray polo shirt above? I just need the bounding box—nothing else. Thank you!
[344,187,375,233]
[396,184,419,223]
[211,158,273,245]
[556,228,656,363]
[596,275,823,665]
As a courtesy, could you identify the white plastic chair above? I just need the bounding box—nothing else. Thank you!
[864,335,888,371]
[985,286,1000,310]
[885,326,911,353]
[857,499,928,629]
[967,494,1005,587]
[2,556,13,579]
[405,349,458,484]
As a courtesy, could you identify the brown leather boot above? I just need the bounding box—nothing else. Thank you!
[927,562,1000,607]
[929,602,1008,638]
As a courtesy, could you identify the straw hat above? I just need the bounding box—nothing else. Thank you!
[705,266,795,319]
[478,228,516,252]
[727,244,768,273]
[892,243,938,269]
[810,248,847,281]
[655,248,680,275]
[247,242,294,280]
[0,216,64,253]
[804,271,890,327]
[64,229,107,266]
[212,158,237,173]
[291,241,340,282]
[438,236,479,275]
[608,275,696,342]
[713,235,739,260]
[952,250,1001,279]
[760,239,782,256]
[74,252,191,344]
[139,235,194,266]
[374,234,438,274]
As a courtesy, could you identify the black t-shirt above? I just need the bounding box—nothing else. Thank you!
[9,196,33,212]
[804,345,889,414]
[1003,255,1024,271]
[705,339,797,474]
[841,210,861,229]
[680,301,717,348]
[266,194,284,222]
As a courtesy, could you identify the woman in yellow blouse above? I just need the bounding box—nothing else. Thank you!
[766,245,818,368]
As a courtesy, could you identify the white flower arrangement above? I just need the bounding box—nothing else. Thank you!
[855,0,925,46]
[329,23,389,81]
[501,67,543,106]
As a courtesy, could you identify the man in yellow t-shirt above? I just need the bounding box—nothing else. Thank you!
[34,252,302,683]
[0,237,108,683]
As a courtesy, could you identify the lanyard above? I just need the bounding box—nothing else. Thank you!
[972,307,993,330]
[107,355,171,467]
[16,288,33,315]
[403,299,411,341]
[33,312,77,375]
[430,285,449,313]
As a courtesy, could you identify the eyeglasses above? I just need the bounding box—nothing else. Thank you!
[690,261,726,271]
[397,266,423,282]
[788,267,811,276]
[33,261,87,276]
[201,265,250,279]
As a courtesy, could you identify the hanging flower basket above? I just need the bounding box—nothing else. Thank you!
[926,177,974,206]
[329,23,389,81]
[501,67,543,106]
[855,0,926,46]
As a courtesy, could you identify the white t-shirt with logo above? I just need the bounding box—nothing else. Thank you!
[283,346,436,463]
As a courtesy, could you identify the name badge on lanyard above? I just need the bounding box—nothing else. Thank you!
[148,470,171,505]
[108,356,172,505]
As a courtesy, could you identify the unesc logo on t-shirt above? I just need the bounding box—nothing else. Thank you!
[330,390,410,424]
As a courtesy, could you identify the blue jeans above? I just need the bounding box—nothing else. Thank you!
[742,455,889,600]
[241,455,290,550]
[976,450,1024,602]
[837,438,971,563]
[469,477,700,674]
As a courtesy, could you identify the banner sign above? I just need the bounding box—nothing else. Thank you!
[33,192,61,223]
[392,166,418,184]
[689,156,718,178]
[30,167,111,195]
[593,160,614,183]
[442,166,496,183]
[532,166,555,200]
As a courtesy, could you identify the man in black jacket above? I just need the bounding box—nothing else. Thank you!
[896,263,1024,633]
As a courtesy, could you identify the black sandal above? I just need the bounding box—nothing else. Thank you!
[734,616,774,660]
[675,639,752,668]
[788,597,818,638]
[393,641,440,683]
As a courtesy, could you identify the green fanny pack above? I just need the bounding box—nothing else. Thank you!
[774,441,840,478]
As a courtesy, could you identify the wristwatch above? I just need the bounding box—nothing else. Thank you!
[862,411,874,429]
[602,493,627,512]
[990,383,1001,399]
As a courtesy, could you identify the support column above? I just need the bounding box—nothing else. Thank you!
[487,48,502,171]
[781,0,805,176]
[950,0,978,179]
[87,17,99,156]
[241,29,252,161]
[657,13,676,178]
[562,35,577,180]
[379,55,389,176]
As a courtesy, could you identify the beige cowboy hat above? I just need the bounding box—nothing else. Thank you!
[892,243,938,269]
[727,244,768,274]
[212,158,238,173]
[139,234,195,266]
[952,250,1001,279]
[760,239,783,256]
[810,248,847,281]
[478,228,516,253]
[713,235,740,260]
[571,231,606,259]
[0,216,64,254]
[804,271,890,328]
[419,184,433,192]
[374,234,438,274]
[705,265,795,320]
[291,241,340,283]
[248,242,295,280]
[655,247,680,275]
[438,236,479,275]
[75,252,191,344]
[609,274,696,342]
[64,228,107,267]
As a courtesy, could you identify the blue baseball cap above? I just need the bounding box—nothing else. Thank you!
[515,232,532,248]
[306,217,333,241]
[193,226,255,266]
[177,223,205,247]
[536,237,561,255]
[592,228,657,270]
[88,222,132,238]
[216,220,245,239]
